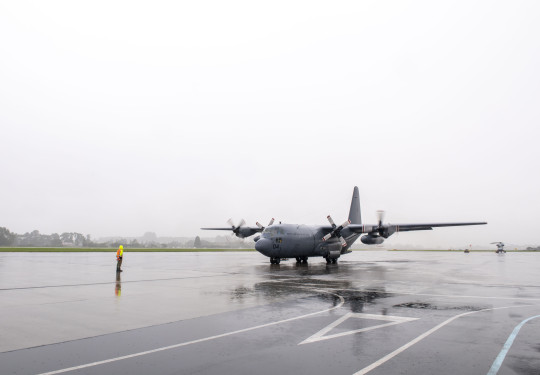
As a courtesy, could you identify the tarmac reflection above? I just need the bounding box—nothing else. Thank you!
[115,272,121,297]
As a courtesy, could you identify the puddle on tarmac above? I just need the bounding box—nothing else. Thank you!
[393,302,485,311]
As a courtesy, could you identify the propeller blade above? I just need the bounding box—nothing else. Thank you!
[322,233,332,241]
[327,215,336,228]
[268,218,274,226]
[256,222,263,229]
[339,236,347,247]
[341,219,351,228]
[227,218,235,228]
[376,210,385,226]
[238,218,246,227]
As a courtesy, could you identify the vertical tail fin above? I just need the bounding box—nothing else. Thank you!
[348,186,361,224]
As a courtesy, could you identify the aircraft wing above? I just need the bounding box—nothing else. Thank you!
[348,222,487,233]
[201,227,239,231]
[393,222,487,231]
[200,226,262,239]
[200,227,262,231]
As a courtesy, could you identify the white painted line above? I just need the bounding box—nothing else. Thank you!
[352,305,535,375]
[301,313,352,344]
[487,314,540,375]
[36,289,344,375]
[300,313,418,345]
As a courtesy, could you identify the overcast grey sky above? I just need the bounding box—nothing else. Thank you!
[1,1,539,247]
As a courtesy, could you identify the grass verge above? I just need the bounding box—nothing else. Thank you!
[0,248,256,253]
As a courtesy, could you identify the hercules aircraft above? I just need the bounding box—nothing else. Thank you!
[202,187,487,264]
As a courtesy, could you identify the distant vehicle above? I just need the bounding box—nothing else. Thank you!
[202,186,487,264]
[491,242,506,253]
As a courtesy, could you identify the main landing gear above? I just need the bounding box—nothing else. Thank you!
[295,256,308,264]
[325,257,338,264]
[270,257,281,264]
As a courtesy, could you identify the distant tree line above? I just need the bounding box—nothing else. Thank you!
[0,227,96,247]
[0,227,17,246]
[0,227,254,249]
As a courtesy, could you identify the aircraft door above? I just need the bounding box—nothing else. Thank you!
[272,236,282,255]
[271,226,285,256]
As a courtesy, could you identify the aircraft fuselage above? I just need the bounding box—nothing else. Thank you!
[254,224,360,260]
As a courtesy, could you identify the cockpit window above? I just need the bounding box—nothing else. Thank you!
[262,226,278,237]
[262,226,286,238]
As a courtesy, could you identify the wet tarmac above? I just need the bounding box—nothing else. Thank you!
[1,251,539,375]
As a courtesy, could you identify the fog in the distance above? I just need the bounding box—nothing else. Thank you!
[1,1,539,248]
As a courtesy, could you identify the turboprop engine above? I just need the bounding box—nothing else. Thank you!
[361,210,398,245]
[361,234,385,245]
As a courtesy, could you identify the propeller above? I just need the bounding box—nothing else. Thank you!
[376,210,385,228]
[372,210,397,238]
[227,218,246,236]
[322,215,350,247]
[256,218,275,230]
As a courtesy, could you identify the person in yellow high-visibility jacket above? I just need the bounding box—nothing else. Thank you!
[116,245,124,272]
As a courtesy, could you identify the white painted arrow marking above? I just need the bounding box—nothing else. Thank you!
[299,313,418,345]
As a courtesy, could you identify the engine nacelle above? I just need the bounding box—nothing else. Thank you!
[236,227,258,238]
[381,225,398,239]
[361,235,385,245]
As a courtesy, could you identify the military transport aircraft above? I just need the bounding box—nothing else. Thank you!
[202,187,487,264]
[491,242,506,253]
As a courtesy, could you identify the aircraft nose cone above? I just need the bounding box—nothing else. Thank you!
[255,238,271,255]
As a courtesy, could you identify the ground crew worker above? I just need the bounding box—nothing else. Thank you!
[116,245,123,272]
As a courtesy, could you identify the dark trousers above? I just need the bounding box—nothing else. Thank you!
[116,257,123,271]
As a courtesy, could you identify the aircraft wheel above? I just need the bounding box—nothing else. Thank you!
[332,258,337,264]
[326,257,332,264]
[296,257,301,263]
[270,258,275,264]
[274,257,281,265]
[301,257,308,263]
